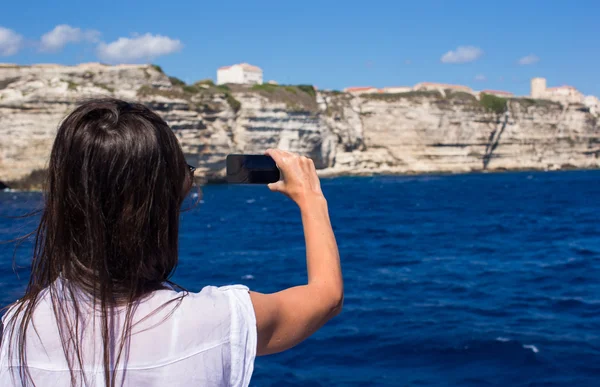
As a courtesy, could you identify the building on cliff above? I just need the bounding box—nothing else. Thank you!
[546,86,584,104]
[381,86,412,93]
[530,77,584,104]
[217,63,263,85]
[344,83,474,96]
[414,82,473,93]
[343,86,379,95]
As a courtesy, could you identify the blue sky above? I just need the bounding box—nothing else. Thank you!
[1,0,598,96]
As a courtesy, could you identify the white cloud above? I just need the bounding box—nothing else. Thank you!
[518,54,539,65]
[97,33,183,63]
[474,74,486,81]
[441,46,483,64]
[0,27,24,56]
[40,24,100,53]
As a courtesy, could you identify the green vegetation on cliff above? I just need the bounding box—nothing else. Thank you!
[137,85,187,100]
[297,85,317,98]
[169,76,185,87]
[247,83,318,113]
[93,82,115,93]
[139,78,242,113]
[362,90,443,101]
[320,90,354,117]
[145,65,316,114]
[141,66,566,118]
[251,83,316,97]
[445,90,478,102]
[510,97,561,109]
[150,64,164,74]
[479,93,508,115]
[361,89,563,115]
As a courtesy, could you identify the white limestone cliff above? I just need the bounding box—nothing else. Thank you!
[0,63,598,189]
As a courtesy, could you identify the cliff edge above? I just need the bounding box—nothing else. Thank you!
[1,63,598,189]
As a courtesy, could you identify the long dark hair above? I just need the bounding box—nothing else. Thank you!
[2,98,192,386]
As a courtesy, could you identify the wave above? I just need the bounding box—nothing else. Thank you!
[538,257,591,270]
[523,344,539,353]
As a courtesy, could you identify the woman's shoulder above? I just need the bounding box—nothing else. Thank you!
[181,285,252,318]
[152,284,255,327]
[194,284,251,303]
[145,284,256,356]
[160,284,250,302]
[198,285,255,325]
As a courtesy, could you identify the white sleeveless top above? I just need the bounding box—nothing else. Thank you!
[0,280,257,386]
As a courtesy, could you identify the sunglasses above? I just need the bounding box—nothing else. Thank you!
[187,164,196,174]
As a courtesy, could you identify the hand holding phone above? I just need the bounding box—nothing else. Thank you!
[226,150,324,209]
[263,149,324,209]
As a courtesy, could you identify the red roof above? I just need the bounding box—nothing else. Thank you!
[239,63,262,72]
[218,63,262,73]
[417,82,471,90]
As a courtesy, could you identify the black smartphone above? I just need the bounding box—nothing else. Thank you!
[226,154,280,184]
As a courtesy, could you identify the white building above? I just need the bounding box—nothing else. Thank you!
[530,77,584,104]
[217,63,263,85]
[531,77,547,99]
[414,82,473,93]
[546,86,584,104]
[381,86,412,93]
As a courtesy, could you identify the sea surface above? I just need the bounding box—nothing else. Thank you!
[1,170,599,386]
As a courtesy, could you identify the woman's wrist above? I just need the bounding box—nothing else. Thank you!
[298,194,328,214]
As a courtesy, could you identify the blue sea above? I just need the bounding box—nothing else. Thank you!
[1,170,599,386]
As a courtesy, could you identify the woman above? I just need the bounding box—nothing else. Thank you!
[0,98,343,386]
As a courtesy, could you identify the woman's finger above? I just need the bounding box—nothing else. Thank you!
[265,148,283,164]
[268,180,285,192]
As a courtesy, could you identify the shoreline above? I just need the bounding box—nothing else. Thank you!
[204,164,600,184]
[315,165,600,179]
[4,166,599,193]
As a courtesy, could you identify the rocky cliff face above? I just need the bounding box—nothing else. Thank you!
[1,63,598,189]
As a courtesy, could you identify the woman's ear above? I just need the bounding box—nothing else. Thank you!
[180,166,200,206]
[181,173,192,202]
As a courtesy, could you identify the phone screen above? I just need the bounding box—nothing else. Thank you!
[226,154,280,184]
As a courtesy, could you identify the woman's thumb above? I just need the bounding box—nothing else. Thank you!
[268,181,284,192]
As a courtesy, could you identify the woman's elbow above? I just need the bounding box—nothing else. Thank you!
[328,289,344,317]
[312,283,344,318]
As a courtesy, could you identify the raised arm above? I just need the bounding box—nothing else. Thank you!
[249,149,343,356]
